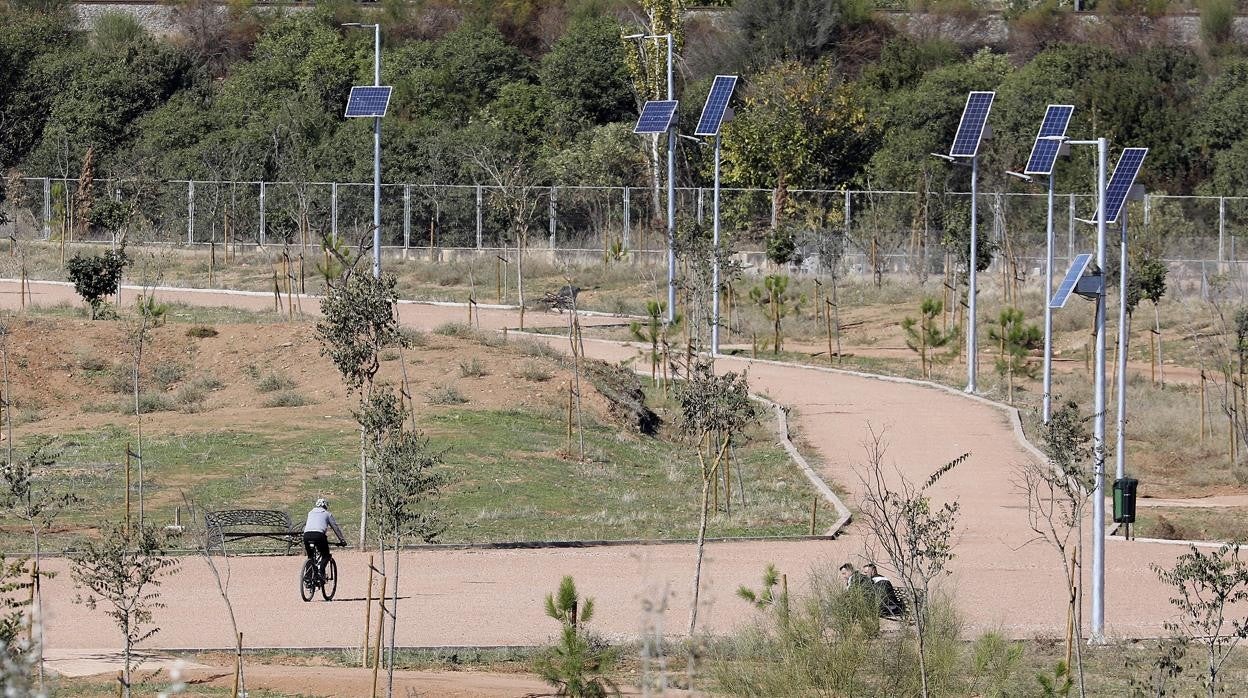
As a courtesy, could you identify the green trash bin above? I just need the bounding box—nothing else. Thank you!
[1113,478,1138,524]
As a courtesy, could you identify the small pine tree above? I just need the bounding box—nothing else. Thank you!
[534,576,619,698]
[901,297,958,378]
[988,307,1041,403]
[748,275,804,354]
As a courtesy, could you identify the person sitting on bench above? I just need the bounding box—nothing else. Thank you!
[865,563,906,618]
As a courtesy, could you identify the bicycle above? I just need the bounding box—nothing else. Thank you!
[300,541,345,602]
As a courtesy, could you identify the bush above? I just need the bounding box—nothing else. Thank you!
[150,361,186,389]
[174,385,207,413]
[516,363,553,382]
[257,372,295,393]
[191,375,224,391]
[459,358,488,378]
[106,365,139,394]
[399,327,428,348]
[77,354,109,372]
[1200,0,1235,46]
[131,392,173,414]
[426,385,468,405]
[185,325,218,339]
[65,248,129,320]
[379,349,400,362]
[434,322,474,338]
[262,391,309,408]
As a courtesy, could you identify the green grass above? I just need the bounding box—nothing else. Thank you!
[1133,506,1248,542]
[7,402,818,551]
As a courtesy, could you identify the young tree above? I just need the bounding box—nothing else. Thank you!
[70,525,179,698]
[902,297,958,379]
[65,248,129,319]
[0,553,38,696]
[534,576,618,698]
[1131,255,1168,385]
[1151,543,1248,698]
[857,429,967,698]
[987,307,1041,403]
[368,396,447,698]
[748,274,805,355]
[1018,400,1092,691]
[315,272,403,545]
[629,301,681,396]
[674,361,757,634]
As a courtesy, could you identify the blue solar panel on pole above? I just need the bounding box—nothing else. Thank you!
[949,91,995,158]
[1024,104,1074,176]
[1050,253,1094,309]
[695,76,738,136]
[1097,148,1148,225]
[634,100,679,134]
[345,86,393,118]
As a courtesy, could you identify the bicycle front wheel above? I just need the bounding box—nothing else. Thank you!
[300,559,315,602]
[321,556,338,601]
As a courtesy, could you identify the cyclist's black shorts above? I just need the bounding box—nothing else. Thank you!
[303,530,329,561]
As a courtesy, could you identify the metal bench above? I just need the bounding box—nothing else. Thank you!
[205,509,298,554]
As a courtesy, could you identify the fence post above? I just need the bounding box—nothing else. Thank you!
[771,188,779,229]
[844,190,852,237]
[187,181,195,245]
[259,181,267,247]
[403,185,411,250]
[1219,196,1227,265]
[42,178,51,240]
[475,184,483,250]
[331,182,338,248]
[697,187,704,225]
[549,186,557,250]
[1143,193,1151,227]
[623,186,631,249]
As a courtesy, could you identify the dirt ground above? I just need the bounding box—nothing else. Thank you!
[0,280,1227,696]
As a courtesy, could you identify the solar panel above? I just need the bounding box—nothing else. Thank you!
[1024,105,1074,176]
[1050,253,1094,309]
[695,75,738,136]
[1096,147,1148,225]
[634,100,679,134]
[949,91,995,158]
[345,86,393,118]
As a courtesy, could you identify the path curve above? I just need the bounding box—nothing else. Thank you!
[1,281,1193,651]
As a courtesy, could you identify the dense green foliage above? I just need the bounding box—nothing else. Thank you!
[2,0,1248,212]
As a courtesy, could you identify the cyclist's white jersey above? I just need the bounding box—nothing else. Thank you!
[303,507,345,540]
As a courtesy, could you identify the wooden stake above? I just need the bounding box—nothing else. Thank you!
[371,577,387,696]
[124,444,131,537]
[467,296,473,325]
[272,271,281,314]
[1065,547,1077,669]
[496,257,502,304]
[566,381,574,455]
[1201,371,1208,446]
[1150,330,1156,384]
[825,301,834,365]
[363,555,374,668]
[209,241,216,287]
[809,496,818,535]
[233,631,243,698]
[116,670,124,698]
[724,448,732,517]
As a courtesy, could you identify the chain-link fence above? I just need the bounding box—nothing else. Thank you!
[8,176,1248,284]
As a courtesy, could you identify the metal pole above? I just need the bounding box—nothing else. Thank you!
[1068,193,1076,263]
[187,181,195,245]
[549,186,557,249]
[1091,136,1108,643]
[42,178,50,240]
[402,185,411,249]
[259,182,266,246]
[331,182,338,248]
[665,33,676,324]
[1043,173,1055,423]
[475,185,483,250]
[712,133,722,356]
[844,189,852,235]
[372,23,382,279]
[1219,196,1227,266]
[623,186,631,249]
[967,155,979,393]
[1116,213,1128,483]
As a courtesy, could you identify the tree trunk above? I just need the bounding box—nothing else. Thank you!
[688,437,729,636]
[1154,302,1164,387]
[915,607,930,698]
[516,235,525,330]
[359,426,368,549]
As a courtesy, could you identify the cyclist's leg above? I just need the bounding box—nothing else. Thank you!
[301,532,317,565]
[312,533,331,578]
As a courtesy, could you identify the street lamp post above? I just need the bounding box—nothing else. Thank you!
[931,151,981,392]
[345,22,383,278]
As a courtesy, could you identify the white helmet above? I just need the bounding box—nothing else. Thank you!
[315,498,328,509]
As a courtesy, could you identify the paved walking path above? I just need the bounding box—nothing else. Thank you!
[2,280,1194,653]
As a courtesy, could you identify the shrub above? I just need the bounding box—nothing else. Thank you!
[399,327,428,348]
[77,354,109,372]
[185,325,218,339]
[262,391,309,408]
[434,322,474,338]
[65,248,129,319]
[174,385,207,413]
[379,349,400,362]
[131,392,173,413]
[1200,0,1235,45]
[518,340,563,361]
[106,365,138,394]
[191,376,224,391]
[516,363,553,382]
[426,385,467,405]
[533,576,618,698]
[257,372,295,393]
[150,361,186,389]
[459,358,488,378]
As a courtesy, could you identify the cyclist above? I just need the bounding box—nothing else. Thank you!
[303,498,346,581]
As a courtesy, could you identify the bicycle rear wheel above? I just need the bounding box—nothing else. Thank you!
[321,557,338,601]
[299,559,315,602]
